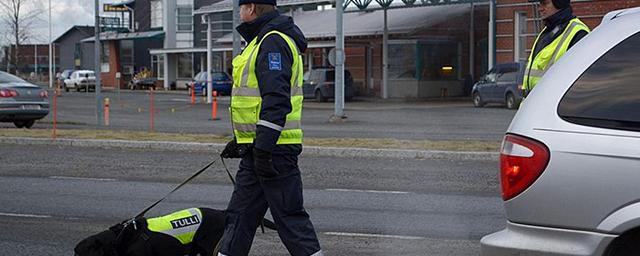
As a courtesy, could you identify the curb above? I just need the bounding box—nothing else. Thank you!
[0,137,498,161]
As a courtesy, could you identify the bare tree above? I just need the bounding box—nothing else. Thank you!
[0,0,42,74]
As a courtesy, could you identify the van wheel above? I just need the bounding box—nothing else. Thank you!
[506,93,517,109]
[315,90,326,102]
[13,121,25,128]
[473,92,485,107]
[606,230,640,256]
[64,86,69,92]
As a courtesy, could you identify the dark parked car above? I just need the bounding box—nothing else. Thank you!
[192,71,232,96]
[302,68,354,102]
[472,62,524,109]
[0,71,49,128]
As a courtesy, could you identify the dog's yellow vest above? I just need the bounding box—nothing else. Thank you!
[146,208,203,245]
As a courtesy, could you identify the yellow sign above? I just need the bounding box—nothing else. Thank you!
[103,4,128,12]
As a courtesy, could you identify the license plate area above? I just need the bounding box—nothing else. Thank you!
[22,105,41,110]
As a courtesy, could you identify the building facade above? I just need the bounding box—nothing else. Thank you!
[2,44,60,80]
[495,0,640,64]
[54,26,96,71]
[196,0,489,98]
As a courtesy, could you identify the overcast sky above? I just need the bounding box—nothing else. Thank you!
[0,0,120,45]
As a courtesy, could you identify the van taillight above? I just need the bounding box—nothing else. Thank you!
[500,134,550,201]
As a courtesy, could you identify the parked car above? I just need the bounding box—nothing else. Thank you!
[481,7,640,256]
[57,69,74,88]
[0,71,49,128]
[64,70,96,92]
[302,68,354,102]
[472,62,524,109]
[191,71,232,96]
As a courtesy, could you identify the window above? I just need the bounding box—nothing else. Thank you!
[177,6,193,32]
[418,41,459,81]
[101,42,110,73]
[152,55,164,79]
[558,32,640,132]
[388,44,416,79]
[151,0,163,28]
[497,71,517,83]
[514,12,528,63]
[177,53,193,79]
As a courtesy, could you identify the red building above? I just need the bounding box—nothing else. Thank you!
[495,0,640,64]
[2,44,60,79]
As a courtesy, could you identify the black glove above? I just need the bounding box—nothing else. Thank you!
[221,140,240,158]
[253,148,279,178]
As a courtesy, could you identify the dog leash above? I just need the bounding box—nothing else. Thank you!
[134,158,218,219]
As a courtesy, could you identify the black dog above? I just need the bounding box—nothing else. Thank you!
[74,208,225,256]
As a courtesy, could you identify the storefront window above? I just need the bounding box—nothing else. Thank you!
[177,53,193,79]
[418,41,458,81]
[388,43,416,79]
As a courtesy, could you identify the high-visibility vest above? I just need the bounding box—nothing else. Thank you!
[523,18,590,94]
[146,208,202,245]
[230,30,304,145]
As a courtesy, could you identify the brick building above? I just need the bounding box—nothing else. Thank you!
[495,0,640,64]
[2,44,60,79]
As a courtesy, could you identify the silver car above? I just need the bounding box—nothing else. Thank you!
[481,7,640,256]
[0,71,50,128]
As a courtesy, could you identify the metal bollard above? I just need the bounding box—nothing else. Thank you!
[210,91,220,121]
[104,97,110,126]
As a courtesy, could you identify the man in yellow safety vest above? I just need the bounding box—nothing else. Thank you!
[522,0,590,97]
[218,0,322,255]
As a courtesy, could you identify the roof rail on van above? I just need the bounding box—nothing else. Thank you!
[602,7,640,24]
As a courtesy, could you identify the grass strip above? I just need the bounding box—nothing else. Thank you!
[0,128,500,152]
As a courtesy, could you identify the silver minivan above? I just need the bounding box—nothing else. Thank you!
[481,7,640,256]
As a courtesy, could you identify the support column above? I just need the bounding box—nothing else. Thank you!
[382,9,389,99]
[333,0,345,119]
[469,0,475,79]
[207,15,213,104]
[232,0,241,57]
[489,0,496,70]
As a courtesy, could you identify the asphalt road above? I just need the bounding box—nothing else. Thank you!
[0,144,505,255]
[0,90,517,141]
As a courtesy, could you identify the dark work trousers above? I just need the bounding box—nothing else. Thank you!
[218,151,322,256]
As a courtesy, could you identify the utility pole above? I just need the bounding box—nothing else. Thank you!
[49,0,53,89]
[95,0,103,126]
[232,0,240,56]
[332,0,345,121]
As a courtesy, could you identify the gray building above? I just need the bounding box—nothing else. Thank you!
[54,26,96,71]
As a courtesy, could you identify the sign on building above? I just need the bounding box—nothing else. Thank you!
[103,4,129,12]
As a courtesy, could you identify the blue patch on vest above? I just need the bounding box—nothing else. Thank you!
[268,53,282,71]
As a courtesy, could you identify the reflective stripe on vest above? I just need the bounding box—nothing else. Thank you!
[231,30,304,145]
[523,18,590,93]
[146,208,202,245]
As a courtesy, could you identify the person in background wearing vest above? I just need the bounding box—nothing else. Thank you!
[218,0,323,255]
[522,0,590,97]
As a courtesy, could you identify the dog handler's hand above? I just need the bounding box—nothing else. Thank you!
[220,139,240,159]
[253,148,279,178]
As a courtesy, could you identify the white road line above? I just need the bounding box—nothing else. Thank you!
[0,212,51,219]
[49,176,116,182]
[325,188,411,194]
[170,98,191,102]
[324,232,425,240]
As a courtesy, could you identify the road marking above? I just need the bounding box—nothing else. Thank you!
[0,212,51,219]
[170,98,191,102]
[49,176,116,182]
[324,232,425,240]
[325,188,410,194]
